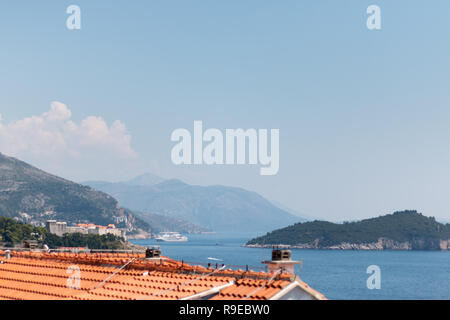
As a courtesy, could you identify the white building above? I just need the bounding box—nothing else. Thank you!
[46,220,127,240]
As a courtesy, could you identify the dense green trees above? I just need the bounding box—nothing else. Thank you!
[247,211,450,248]
[44,232,124,249]
[0,216,45,246]
[0,216,124,249]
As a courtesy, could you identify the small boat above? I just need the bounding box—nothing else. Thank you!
[155,232,188,242]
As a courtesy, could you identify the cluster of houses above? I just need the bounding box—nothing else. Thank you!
[45,220,127,240]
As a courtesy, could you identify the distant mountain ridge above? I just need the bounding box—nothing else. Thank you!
[133,211,211,234]
[83,176,301,232]
[246,210,450,250]
[85,173,165,189]
[0,153,150,234]
[269,200,312,221]
[127,173,166,186]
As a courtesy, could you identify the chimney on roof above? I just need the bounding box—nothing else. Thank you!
[271,249,291,261]
[145,247,161,259]
[5,250,10,260]
[262,248,301,275]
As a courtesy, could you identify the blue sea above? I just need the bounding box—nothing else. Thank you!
[131,232,450,300]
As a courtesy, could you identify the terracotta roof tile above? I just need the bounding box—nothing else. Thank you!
[0,250,325,300]
[210,278,291,300]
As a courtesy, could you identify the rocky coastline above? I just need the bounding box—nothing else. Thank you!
[244,237,450,250]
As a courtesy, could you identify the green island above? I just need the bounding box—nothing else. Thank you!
[246,211,450,250]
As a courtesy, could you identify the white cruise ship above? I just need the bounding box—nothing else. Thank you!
[154,232,188,242]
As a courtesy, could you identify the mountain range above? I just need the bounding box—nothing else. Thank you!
[0,153,150,234]
[133,211,211,234]
[0,152,302,235]
[84,174,303,233]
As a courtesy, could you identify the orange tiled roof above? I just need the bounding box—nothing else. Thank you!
[76,223,96,228]
[0,250,324,300]
[58,247,88,252]
[211,278,291,300]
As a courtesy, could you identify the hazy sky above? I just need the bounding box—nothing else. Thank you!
[1,1,450,222]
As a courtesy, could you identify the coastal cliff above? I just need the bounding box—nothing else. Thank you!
[246,237,450,250]
[246,211,450,251]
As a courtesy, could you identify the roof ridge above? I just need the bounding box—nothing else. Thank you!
[1,250,290,280]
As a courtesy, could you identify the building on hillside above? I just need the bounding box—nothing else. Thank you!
[0,248,326,300]
[46,220,127,240]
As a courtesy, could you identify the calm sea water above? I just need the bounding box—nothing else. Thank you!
[131,232,450,300]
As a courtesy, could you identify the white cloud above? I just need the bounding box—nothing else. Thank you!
[0,102,138,179]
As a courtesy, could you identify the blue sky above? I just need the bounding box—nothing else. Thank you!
[1,1,450,222]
